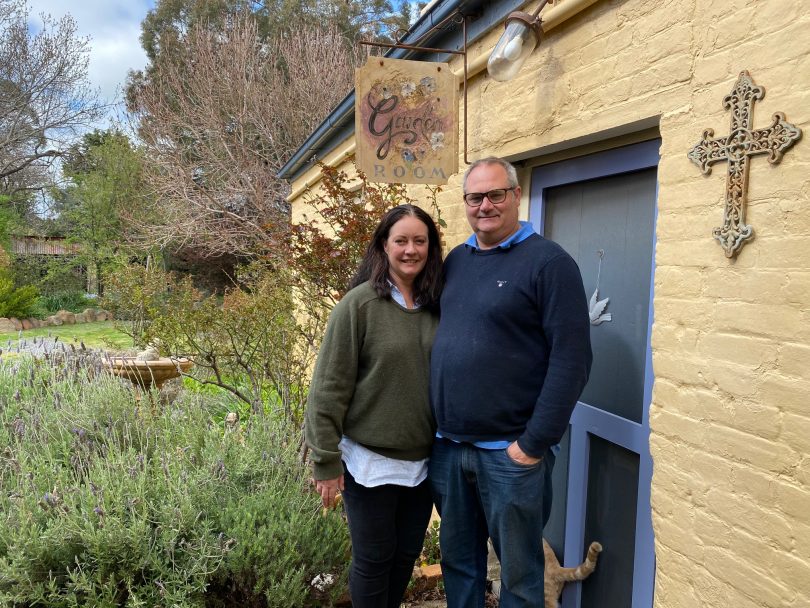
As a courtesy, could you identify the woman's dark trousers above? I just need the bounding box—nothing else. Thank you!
[341,468,433,608]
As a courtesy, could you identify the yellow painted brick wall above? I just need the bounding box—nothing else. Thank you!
[289,1,810,605]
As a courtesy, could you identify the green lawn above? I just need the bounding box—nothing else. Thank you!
[0,320,133,352]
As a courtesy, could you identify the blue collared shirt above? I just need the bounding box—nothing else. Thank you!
[464,220,537,251]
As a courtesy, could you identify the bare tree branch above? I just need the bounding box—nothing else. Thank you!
[0,0,107,192]
[128,14,359,259]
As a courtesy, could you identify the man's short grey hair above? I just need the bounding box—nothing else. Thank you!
[463,157,519,192]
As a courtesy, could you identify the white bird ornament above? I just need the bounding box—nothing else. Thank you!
[589,288,612,325]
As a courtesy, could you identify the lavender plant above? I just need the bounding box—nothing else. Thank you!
[0,354,349,607]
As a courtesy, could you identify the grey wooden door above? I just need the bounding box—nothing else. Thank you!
[530,140,659,608]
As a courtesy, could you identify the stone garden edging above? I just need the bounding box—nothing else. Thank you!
[0,308,113,333]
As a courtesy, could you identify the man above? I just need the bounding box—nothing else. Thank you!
[429,157,592,607]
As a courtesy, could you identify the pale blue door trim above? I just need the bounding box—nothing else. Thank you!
[530,139,660,608]
[529,140,661,231]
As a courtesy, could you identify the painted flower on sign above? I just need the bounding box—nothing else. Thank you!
[401,81,416,98]
[430,132,445,150]
[420,77,437,93]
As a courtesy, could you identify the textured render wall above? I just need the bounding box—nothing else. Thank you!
[649,2,810,606]
[289,1,810,605]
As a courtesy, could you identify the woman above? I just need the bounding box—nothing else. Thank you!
[305,204,443,608]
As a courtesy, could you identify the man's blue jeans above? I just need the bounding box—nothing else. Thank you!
[429,437,555,608]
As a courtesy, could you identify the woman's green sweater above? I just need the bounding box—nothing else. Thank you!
[304,281,438,480]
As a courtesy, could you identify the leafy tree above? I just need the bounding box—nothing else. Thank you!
[54,130,148,295]
[139,0,413,65]
[0,195,20,249]
[0,0,106,195]
[126,0,416,261]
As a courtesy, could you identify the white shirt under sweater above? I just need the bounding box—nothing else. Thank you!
[339,283,429,488]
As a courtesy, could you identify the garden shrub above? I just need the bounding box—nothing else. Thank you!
[0,274,38,318]
[37,290,95,314]
[0,356,350,607]
[0,248,38,318]
[100,259,169,343]
[102,262,316,424]
[421,520,441,566]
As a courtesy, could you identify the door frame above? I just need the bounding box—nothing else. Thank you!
[529,139,660,608]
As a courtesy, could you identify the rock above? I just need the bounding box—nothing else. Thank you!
[82,308,98,322]
[21,319,33,330]
[31,319,43,328]
[9,318,22,330]
[95,310,108,322]
[311,573,335,592]
[0,318,15,332]
[46,315,63,326]
[55,310,76,325]
[74,313,87,324]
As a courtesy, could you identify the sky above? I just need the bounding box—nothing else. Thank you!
[26,0,155,122]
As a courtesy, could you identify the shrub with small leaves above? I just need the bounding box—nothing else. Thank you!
[36,290,95,315]
[421,520,441,566]
[102,261,316,424]
[0,274,38,318]
[0,355,350,607]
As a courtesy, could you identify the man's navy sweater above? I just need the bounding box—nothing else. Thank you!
[430,233,593,457]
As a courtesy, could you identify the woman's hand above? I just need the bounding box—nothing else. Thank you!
[315,475,345,509]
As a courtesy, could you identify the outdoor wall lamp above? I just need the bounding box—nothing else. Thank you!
[487,0,553,82]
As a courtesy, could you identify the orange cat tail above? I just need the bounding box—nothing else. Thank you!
[574,542,602,580]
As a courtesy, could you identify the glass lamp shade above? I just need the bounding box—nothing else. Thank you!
[487,14,540,82]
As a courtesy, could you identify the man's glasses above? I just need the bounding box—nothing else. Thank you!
[463,187,517,207]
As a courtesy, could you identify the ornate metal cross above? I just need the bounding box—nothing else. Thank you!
[688,71,801,257]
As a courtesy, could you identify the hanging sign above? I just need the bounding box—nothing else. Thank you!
[355,57,457,185]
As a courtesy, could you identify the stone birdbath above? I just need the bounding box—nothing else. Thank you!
[105,346,193,392]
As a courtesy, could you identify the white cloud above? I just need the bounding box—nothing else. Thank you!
[26,0,154,107]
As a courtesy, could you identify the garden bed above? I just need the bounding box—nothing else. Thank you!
[0,354,351,607]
